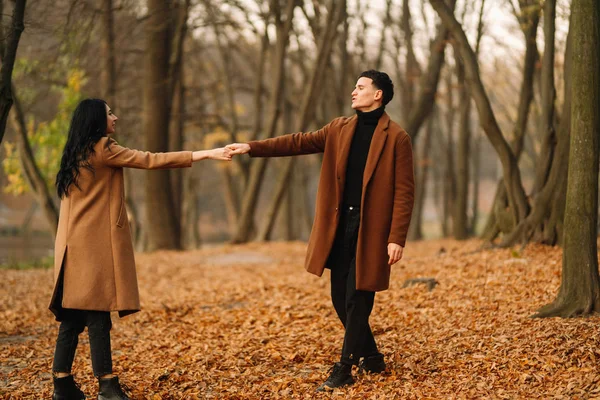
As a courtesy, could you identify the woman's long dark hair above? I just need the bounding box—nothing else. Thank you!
[56,98,108,198]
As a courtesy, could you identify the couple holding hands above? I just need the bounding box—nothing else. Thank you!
[49,69,414,399]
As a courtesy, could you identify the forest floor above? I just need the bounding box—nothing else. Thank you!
[2,239,600,399]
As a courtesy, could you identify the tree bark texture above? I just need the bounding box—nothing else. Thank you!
[535,0,600,318]
[144,0,180,250]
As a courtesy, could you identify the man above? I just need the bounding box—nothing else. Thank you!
[227,70,414,391]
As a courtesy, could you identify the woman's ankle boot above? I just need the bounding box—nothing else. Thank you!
[97,376,130,400]
[52,375,86,400]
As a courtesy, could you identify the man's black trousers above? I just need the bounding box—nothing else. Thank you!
[329,206,381,365]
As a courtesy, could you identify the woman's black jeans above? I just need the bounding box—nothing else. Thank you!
[52,309,113,378]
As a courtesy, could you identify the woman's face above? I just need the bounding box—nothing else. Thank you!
[105,104,118,134]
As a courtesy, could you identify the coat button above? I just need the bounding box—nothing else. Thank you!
[335,207,338,211]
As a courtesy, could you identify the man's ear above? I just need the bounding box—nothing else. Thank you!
[374,89,383,101]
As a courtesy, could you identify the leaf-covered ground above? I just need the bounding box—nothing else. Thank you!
[2,239,600,399]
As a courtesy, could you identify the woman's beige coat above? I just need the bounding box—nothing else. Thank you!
[49,137,193,317]
[248,112,415,292]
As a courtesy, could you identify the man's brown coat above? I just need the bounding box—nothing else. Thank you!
[249,112,414,291]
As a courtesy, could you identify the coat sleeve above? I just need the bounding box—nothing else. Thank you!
[387,134,415,247]
[248,118,342,157]
[100,138,193,169]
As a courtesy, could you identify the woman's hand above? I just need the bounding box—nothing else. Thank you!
[192,147,233,162]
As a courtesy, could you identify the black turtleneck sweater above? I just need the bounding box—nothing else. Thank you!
[343,106,385,207]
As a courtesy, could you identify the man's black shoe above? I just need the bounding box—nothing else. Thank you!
[358,353,386,374]
[316,362,354,392]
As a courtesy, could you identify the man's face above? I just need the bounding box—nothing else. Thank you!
[351,77,383,112]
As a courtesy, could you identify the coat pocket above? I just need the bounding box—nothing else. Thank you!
[116,197,126,228]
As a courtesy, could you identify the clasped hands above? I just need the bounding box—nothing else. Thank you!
[192,143,250,162]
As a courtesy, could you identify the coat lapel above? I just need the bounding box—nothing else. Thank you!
[336,116,358,197]
[363,112,390,188]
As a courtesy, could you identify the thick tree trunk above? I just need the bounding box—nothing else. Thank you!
[534,0,600,318]
[144,0,180,250]
[0,0,26,146]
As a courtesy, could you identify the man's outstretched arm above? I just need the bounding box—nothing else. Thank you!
[227,118,346,158]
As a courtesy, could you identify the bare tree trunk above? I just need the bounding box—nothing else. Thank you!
[256,0,344,241]
[170,58,185,226]
[452,0,485,239]
[534,0,599,318]
[232,0,296,243]
[336,0,349,116]
[452,56,470,239]
[531,0,557,197]
[231,0,296,243]
[405,0,456,142]
[249,24,269,143]
[101,0,117,108]
[182,169,201,249]
[375,0,392,70]
[144,0,180,250]
[480,0,540,241]
[441,68,456,237]
[430,0,530,227]
[407,109,435,241]
[399,0,420,118]
[470,133,481,234]
[203,0,248,183]
[10,88,59,235]
[498,18,573,247]
[0,0,26,146]
[169,0,190,232]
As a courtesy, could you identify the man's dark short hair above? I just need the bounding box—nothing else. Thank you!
[359,70,394,106]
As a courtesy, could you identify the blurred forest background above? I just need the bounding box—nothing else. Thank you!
[0,0,586,262]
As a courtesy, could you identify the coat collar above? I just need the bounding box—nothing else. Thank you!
[363,112,390,188]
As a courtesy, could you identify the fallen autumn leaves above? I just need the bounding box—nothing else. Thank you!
[2,239,600,399]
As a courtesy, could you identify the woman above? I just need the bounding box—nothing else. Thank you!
[49,98,230,400]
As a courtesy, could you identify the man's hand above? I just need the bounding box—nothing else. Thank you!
[226,143,251,156]
[388,243,404,265]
